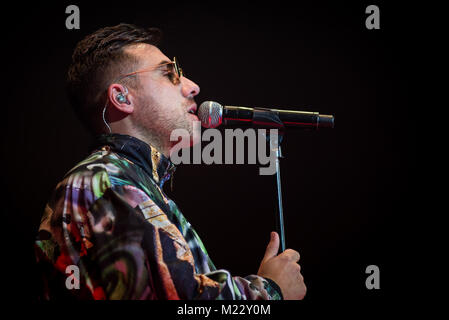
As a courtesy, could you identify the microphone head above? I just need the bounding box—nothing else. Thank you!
[198,101,223,128]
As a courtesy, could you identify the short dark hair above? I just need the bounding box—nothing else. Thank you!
[67,23,162,134]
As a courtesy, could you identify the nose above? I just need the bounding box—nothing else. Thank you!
[181,76,200,98]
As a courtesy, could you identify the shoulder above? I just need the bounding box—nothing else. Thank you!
[52,149,134,203]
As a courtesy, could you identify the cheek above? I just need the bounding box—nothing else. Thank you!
[143,84,177,111]
[134,82,185,123]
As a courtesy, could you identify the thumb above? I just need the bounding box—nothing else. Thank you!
[262,231,280,262]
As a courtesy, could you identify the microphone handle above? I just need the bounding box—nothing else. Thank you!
[223,106,334,129]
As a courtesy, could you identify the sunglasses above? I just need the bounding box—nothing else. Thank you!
[114,57,184,83]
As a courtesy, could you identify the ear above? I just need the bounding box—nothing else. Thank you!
[107,84,134,114]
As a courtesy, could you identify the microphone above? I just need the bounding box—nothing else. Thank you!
[197,101,334,130]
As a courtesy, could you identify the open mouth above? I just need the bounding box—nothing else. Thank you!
[187,104,197,115]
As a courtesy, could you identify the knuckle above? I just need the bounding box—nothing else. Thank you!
[283,249,299,260]
[290,249,301,260]
[279,253,290,262]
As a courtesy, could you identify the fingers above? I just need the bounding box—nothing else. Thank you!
[261,231,301,265]
[282,249,300,263]
[262,231,280,263]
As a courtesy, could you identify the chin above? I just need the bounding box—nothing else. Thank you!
[168,119,201,150]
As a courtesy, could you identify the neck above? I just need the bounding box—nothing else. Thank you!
[108,125,172,158]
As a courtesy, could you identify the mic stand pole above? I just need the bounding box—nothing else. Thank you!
[271,138,286,252]
[253,107,287,253]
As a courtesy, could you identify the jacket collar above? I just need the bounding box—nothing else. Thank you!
[90,133,176,187]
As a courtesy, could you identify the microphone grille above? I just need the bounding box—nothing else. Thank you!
[197,101,223,128]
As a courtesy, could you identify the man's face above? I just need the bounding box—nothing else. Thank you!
[124,44,200,148]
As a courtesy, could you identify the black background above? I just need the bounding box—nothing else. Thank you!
[2,0,416,307]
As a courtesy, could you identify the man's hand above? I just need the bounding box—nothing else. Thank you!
[257,232,307,300]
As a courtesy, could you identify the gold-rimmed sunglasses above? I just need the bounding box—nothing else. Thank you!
[114,57,184,83]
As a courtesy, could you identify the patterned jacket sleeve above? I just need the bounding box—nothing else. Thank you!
[35,168,283,300]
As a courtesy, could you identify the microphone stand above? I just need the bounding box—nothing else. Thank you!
[273,140,286,252]
[224,105,333,254]
[253,108,287,253]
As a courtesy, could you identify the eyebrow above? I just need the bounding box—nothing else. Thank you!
[157,59,173,66]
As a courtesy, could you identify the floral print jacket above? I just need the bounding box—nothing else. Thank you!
[35,133,282,300]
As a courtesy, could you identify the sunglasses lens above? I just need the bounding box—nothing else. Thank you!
[174,57,183,77]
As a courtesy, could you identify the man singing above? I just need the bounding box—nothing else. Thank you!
[35,23,306,300]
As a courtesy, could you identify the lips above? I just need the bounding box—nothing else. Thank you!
[187,103,197,115]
